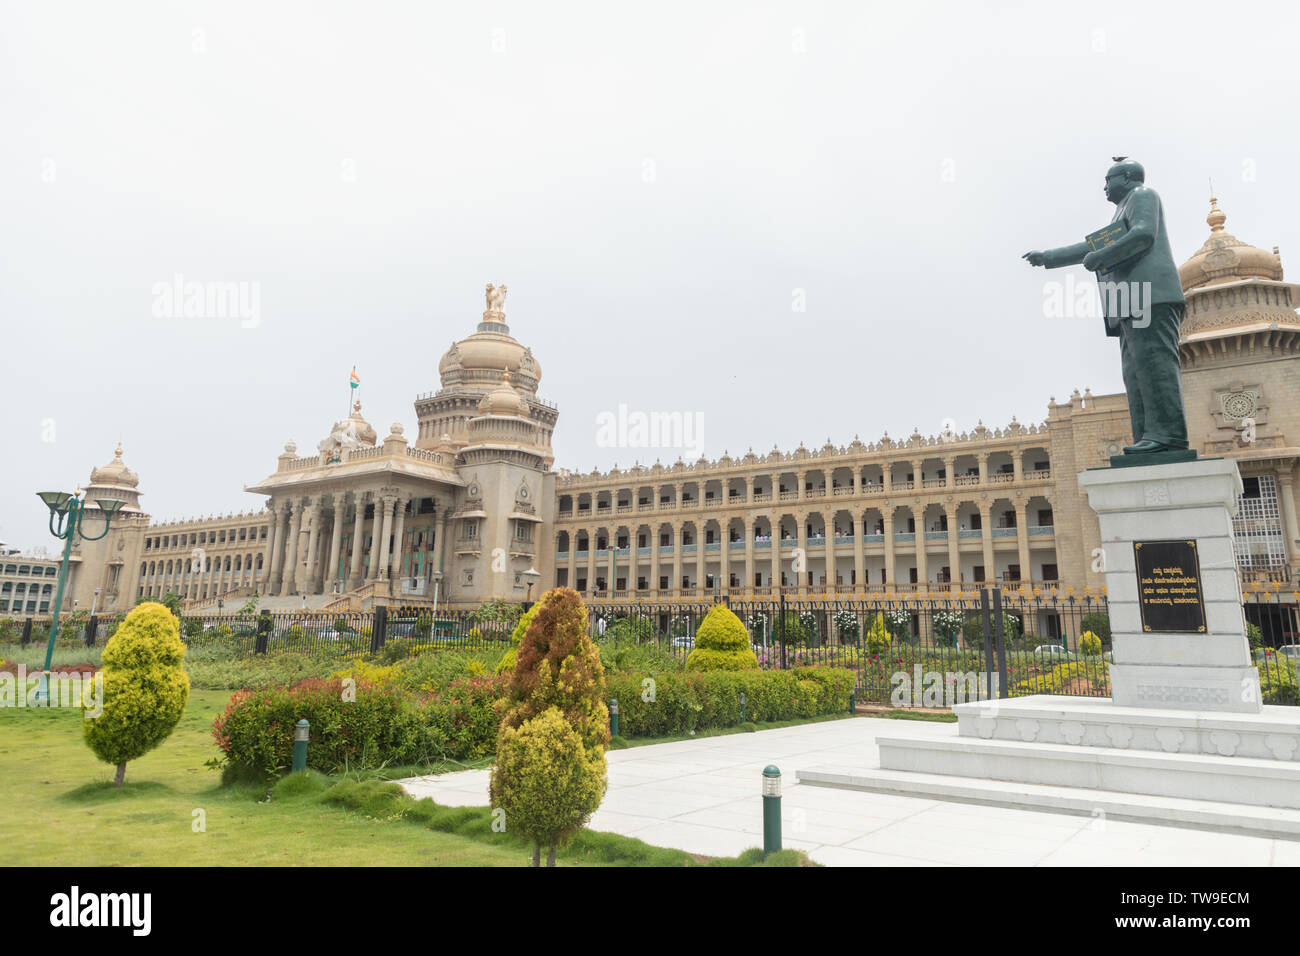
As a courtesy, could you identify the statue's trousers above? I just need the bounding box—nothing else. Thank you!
[1117,302,1189,449]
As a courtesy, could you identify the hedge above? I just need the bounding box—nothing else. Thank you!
[606,667,855,737]
[212,673,509,779]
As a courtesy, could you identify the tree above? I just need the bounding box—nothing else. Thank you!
[139,591,182,619]
[83,602,190,786]
[865,613,892,655]
[1079,611,1111,648]
[492,708,606,867]
[495,603,539,673]
[490,587,608,865]
[687,604,759,671]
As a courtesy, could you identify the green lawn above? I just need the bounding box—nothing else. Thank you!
[0,689,532,866]
[0,689,812,866]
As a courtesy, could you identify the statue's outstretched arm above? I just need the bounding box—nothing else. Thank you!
[1040,240,1091,269]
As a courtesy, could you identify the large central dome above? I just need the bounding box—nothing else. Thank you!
[437,290,542,394]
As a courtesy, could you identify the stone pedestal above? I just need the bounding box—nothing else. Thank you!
[794,458,1300,836]
[1076,457,1260,714]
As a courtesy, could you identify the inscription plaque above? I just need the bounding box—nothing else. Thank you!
[1133,539,1207,633]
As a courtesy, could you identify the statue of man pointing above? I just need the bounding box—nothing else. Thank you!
[1024,158,1189,457]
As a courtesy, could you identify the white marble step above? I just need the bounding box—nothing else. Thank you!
[796,766,1300,840]
[954,694,1300,761]
[876,733,1300,809]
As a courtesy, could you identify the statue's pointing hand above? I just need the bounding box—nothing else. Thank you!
[1082,250,1104,272]
[1022,250,1046,267]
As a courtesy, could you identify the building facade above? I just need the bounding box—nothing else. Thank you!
[20,202,1300,616]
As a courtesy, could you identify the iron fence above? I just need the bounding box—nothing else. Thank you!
[5,588,1300,707]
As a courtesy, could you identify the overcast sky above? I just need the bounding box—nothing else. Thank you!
[3,0,1298,551]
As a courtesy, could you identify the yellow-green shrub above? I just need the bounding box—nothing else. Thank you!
[489,707,606,865]
[865,613,891,655]
[496,603,539,674]
[686,604,758,671]
[82,602,190,786]
[493,587,609,865]
[1080,630,1102,656]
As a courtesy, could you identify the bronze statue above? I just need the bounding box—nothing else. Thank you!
[1024,158,1190,457]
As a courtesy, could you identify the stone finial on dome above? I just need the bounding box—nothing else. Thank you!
[284,440,297,455]
[1207,195,1227,233]
[390,422,404,437]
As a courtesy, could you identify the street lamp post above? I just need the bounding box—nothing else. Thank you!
[34,490,125,703]
[522,566,541,611]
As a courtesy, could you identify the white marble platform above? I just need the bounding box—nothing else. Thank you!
[397,716,1298,865]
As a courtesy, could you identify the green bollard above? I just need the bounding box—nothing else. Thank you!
[740,690,746,723]
[849,689,855,715]
[762,765,782,857]
[610,699,619,739]
[292,719,310,773]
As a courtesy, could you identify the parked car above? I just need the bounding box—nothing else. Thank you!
[1032,644,1069,659]
[1277,645,1300,660]
[670,635,695,649]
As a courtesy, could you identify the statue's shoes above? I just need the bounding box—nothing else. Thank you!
[1122,439,1180,454]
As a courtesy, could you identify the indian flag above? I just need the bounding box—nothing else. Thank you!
[349,367,360,389]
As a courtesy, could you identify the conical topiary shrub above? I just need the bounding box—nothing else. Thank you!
[686,604,759,671]
[82,601,190,786]
[490,586,609,865]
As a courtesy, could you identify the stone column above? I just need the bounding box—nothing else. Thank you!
[882,510,896,587]
[765,513,776,588]
[979,500,994,584]
[853,469,862,495]
[720,523,730,592]
[267,502,289,595]
[797,470,807,499]
[1278,471,1300,572]
[915,508,929,588]
[347,493,367,589]
[282,502,303,595]
[944,456,955,489]
[853,513,865,591]
[647,526,658,594]
[370,493,396,582]
[882,462,893,494]
[945,501,961,589]
[1016,497,1032,586]
[434,509,447,578]
[326,498,345,592]
[670,522,682,594]
[586,528,597,594]
[796,511,808,593]
[304,498,323,593]
[977,452,990,485]
[744,520,754,592]
[609,532,617,592]
[391,496,409,593]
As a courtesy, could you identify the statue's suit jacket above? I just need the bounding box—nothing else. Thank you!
[1040,185,1185,337]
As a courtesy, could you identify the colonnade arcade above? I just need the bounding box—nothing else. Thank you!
[554,493,1059,598]
[262,484,452,598]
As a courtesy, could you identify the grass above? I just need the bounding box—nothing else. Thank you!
[0,688,813,866]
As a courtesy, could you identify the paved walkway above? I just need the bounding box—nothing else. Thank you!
[398,716,1298,866]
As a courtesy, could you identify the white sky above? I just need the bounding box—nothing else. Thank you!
[3,0,1298,550]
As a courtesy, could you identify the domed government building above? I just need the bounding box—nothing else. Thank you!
[7,204,1299,630]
